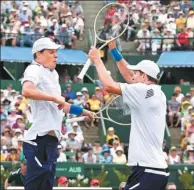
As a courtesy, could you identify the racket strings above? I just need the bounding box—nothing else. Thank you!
[94,95,131,126]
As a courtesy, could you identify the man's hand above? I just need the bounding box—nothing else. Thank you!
[88,47,101,63]
[82,109,97,121]
[53,96,65,110]
[108,39,116,50]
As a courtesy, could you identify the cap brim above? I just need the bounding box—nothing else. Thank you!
[127,65,139,70]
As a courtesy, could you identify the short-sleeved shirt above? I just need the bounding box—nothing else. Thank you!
[168,100,180,111]
[120,83,168,169]
[8,169,25,186]
[21,60,64,141]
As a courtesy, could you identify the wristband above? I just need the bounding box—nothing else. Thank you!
[69,104,83,115]
[110,48,123,62]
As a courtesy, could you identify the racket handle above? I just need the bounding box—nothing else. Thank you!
[66,116,86,124]
[77,58,91,79]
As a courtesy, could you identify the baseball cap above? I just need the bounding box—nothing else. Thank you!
[32,37,62,54]
[58,176,68,184]
[76,92,82,96]
[127,60,160,80]
[81,87,88,92]
[72,122,79,127]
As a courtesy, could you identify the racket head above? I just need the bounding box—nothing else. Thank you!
[94,2,130,43]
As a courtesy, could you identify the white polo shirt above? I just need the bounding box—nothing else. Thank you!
[120,83,168,169]
[21,60,64,141]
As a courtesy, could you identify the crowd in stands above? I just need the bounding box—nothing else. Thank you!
[103,0,194,54]
[165,86,194,165]
[1,1,85,49]
[0,83,128,165]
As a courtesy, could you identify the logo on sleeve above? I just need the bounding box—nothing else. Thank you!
[145,89,154,99]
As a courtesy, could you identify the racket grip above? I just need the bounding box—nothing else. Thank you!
[66,116,86,124]
[77,58,91,79]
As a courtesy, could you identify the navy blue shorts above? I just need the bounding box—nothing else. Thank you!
[124,166,169,190]
[23,135,59,190]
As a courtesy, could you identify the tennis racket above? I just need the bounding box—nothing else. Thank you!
[66,95,131,126]
[78,2,130,80]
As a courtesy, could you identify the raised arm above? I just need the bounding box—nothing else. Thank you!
[108,40,134,83]
[89,47,121,95]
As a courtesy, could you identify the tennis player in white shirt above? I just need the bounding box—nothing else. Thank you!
[88,40,169,190]
[21,37,95,190]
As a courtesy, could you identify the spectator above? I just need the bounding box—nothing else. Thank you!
[186,10,194,30]
[183,145,194,164]
[5,23,17,46]
[3,84,13,99]
[11,128,23,147]
[82,147,97,163]
[12,115,24,130]
[66,131,79,152]
[73,92,84,107]
[151,28,162,55]
[175,12,186,30]
[93,141,102,162]
[99,147,112,164]
[110,140,120,157]
[136,26,151,54]
[112,146,127,164]
[5,146,19,161]
[19,7,29,24]
[89,178,100,188]
[66,21,77,49]
[87,94,101,112]
[174,86,184,104]
[72,122,84,146]
[162,29,174,52]
[168,146,181,164]
[166,182,177,190]
[58,176,69,187]
[63,84,76,100]
[185,117,194,138]
[176,28,190,50]
[106,127,120,147]
[81,87,89,103]
[166,20,176,35]
[73,13,84,40]
[71,1,84,16]
[72,150,84,162]
[1,127,13,148]
[20,23,34,47]
[168,93,181,128]
[190,88,194,106]
[162,72,176,84]
[0,115,7,134]
[7,108,19,127]
[4,160,26,189]
[57,145,67,162]
[94,87,104,103]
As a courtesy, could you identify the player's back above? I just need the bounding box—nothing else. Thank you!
[120,83,168,169]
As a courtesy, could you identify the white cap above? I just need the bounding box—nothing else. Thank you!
[127,60,160,80]
[15,128,22,134]
[81,87,88,92]
[57,145,62,149]
[116,146,124,153]
[72,122,79,127]
[62,23,67,28]
[23,7,28,11]
[67,12,72,16]
[76,92,82,96]
[32,37,62,54]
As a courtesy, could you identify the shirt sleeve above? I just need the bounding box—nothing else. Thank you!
[119,83,145,109]
[21,65,41,86]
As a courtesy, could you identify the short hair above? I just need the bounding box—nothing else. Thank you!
[33,49,45,59]
[147,75,159,84]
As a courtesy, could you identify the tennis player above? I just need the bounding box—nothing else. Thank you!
[21,37,95,190]
[88,41,169,190]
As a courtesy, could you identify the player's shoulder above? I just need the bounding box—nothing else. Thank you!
[24,62,43,74]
